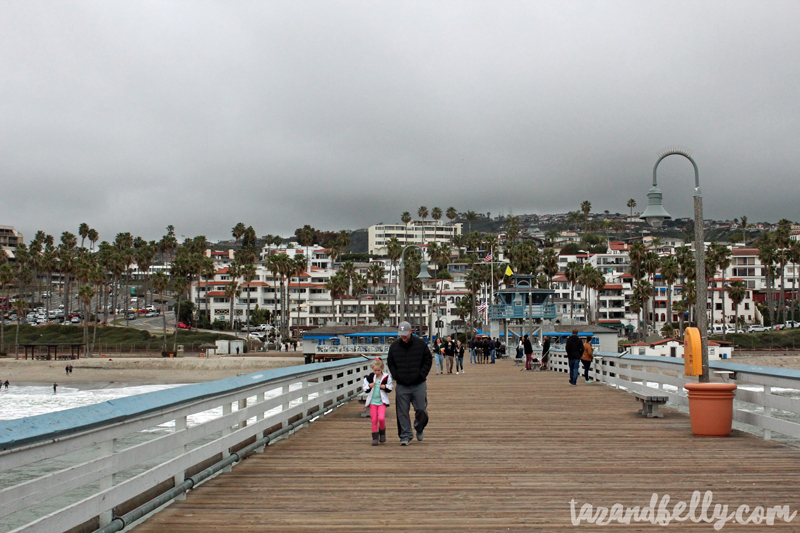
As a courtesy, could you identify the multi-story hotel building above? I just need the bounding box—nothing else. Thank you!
[367,221,462,255]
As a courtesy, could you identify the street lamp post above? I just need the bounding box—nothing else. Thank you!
[640,149,709,382]
[398,244,432,327]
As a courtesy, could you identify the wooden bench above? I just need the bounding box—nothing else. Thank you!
[633,392,668,418]
[714,370,736,383]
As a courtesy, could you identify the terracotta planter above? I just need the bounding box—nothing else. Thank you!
[684,383,737,437]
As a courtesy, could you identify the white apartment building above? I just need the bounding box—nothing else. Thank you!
[0,225,23,261]
[368,221,462,255]
[190,245,471,336]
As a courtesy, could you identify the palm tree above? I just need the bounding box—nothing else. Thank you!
[446,207,458,224]
[660,256,680,328]
[225,261,242,332]
[564,261,581,320]
[643,251,660,330]
[324,273,344,322]
[60,232,78,315]
[431,206,442,225]
[580,201,592,231]
[12,299,27,359]
[151,271,169,352]
[635,278,652,339]
[292,253,308,335]
[374,302,391,325]
[713,244,732,338]
[87,228,99,251]
[351,273,368,325]
[758,234,777,326]
[673,300,688,337]
[777,219,792,325]
[78,285,94,353]
[367,262,385,305]
[78,223,90,249]
[401,211,412,245]
[0,264,14,354]
[240,263,257,331]
[727,280,747,333]
[199,256,216,327]
[740,215,748,246]
[541,249,559,285]
[418,206,429,243]
[172,277,189,352]
[627,198,637,239]
[464,210,478,233]
[789,241,800,328]
[232,223,246,245]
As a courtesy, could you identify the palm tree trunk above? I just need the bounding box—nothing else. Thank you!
[721,273,727,339]
[161,289,167,352]
[15,319,21,359]
[174,300,181,352]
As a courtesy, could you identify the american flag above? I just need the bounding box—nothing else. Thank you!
[483,253,492,263]
[477,300,488,312]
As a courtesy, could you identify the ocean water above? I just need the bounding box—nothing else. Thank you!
[0,383,186,421]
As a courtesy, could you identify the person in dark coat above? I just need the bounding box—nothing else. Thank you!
[387,321,432,446]
[541,336,551,370]
[565,329,585,386]
[523,334,534,371]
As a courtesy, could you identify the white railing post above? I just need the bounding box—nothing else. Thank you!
[174,416,187,500]
[222,402,233,472]
[238,398,248,429]
[255,391,267,453]
[764,385,772,440]
[97,438,117,527]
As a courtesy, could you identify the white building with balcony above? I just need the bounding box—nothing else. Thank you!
[368,221,462,255]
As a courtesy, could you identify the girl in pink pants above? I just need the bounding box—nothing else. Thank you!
[363,358,393,445]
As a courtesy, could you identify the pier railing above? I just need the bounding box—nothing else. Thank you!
[548,350,800,443]
[0,357,371,533]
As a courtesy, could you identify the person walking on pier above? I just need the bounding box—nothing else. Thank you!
[541,336,551,371]
[581,337,594,382]
[387,321,432,446]
[565,329,584,386]
[65,365,70,376]
[444,335,455,374]
[455,339,465,374]
[433,337,444,375]
[469,336,477,364]
[523,334,534,371]
[363,358,393,445]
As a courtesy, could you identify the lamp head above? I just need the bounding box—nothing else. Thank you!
[416,261,432,281]
[639,186,672,228]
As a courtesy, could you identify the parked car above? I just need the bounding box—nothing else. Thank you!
[126,313,137,320]
[146,311,159,317]
[176,322,190,330]
[725,327,744,334]
[747,325,768,333]
[70,316,81,324]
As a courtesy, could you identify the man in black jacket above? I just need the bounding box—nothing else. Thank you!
[387,321,432,445]
[565,329,584,386]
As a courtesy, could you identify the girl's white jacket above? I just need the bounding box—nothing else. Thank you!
[362,371,393,406]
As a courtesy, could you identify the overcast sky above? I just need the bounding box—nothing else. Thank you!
[2,1,799,244]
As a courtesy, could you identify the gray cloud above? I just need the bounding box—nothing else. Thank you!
[2,1,799,243]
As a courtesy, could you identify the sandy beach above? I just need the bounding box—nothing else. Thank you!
[0,354,305,386]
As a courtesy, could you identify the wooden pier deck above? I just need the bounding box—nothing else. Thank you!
[134,360,800,531]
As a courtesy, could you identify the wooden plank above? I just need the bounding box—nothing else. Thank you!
[131,360,800,532]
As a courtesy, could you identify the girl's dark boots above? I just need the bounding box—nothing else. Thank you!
[378,429,386,443]
[372,432,380,446]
